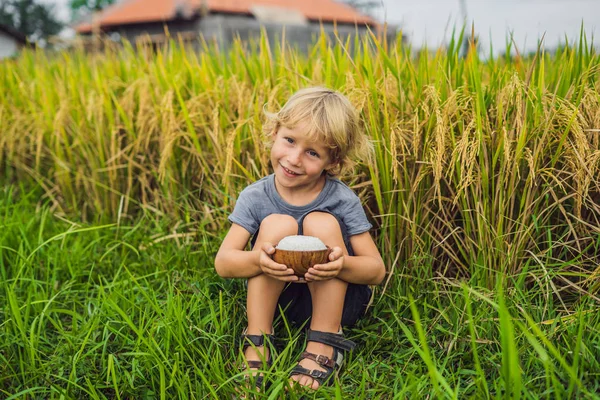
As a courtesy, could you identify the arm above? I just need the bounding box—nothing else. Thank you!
[214,223,300,281]
[214,223,262,278]
[305,231,385,285]
[338,231,386,285]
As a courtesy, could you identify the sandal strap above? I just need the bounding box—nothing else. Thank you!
[240,352,272,390]
[245,360,264,369]
[306,329,356,352]
[240,332,275,350]
[300,351,336,368]
[291,365,330,382]
[239,356,272,371]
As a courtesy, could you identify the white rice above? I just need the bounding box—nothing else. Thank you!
[276,235,326,251]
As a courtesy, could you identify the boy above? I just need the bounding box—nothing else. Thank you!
[215,87,385,391]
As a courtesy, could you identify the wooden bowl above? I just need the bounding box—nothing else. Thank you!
[272,246,332,277]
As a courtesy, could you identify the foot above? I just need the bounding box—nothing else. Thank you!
[289,341,334,390]
[239,331,273,394]
[243,344,270,383]
[244,344,269,372]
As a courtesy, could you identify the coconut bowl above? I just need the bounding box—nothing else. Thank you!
[272,246,332,278]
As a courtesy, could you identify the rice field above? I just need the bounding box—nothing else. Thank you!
[1,28,599,398]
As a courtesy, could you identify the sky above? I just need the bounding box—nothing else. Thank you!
[42,0,599,55]
[374,0,598,55]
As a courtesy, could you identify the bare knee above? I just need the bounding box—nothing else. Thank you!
[260,214,297,234]
[302,212,341,237]
[253,214,297,249]
[261,213,296,228]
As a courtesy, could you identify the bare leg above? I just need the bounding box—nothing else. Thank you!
[244,214,297,372]
[291,212,349,390]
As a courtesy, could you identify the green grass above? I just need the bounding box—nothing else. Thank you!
[1,27,599,398]
[2,185,599,399]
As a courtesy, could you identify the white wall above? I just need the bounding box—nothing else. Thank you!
[0,31,19,59]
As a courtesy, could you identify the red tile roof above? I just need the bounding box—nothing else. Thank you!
[76,0,375,33]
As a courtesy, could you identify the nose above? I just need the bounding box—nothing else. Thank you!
[288,149,302,166]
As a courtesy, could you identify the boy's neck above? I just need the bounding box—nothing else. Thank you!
[274,173,327,206]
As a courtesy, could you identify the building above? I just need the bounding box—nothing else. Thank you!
[74,0,394,51]
[0,23,26,60]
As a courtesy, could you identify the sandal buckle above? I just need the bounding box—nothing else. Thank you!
[315,354,334,368]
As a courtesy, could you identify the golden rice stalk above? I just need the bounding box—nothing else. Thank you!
[555,100,592,218]
[423,85,448,202]
[158,90,179,183]
[452,117,478,204]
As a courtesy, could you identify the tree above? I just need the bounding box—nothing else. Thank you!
[69,0,116,21]
[0,0,63,44]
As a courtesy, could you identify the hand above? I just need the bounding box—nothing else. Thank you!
[258,242,299,282]
[305,246,344,282]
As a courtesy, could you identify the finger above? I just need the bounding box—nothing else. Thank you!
[263,259,287,271]
[329,246,343,261]
[263,266,296,276]
[311,261,341,271]
[305,268,336,279]
[261,242,275,255]
[306,266,340,279]
[305,272,333,281]
[260,254,288,271]
[273,273,299,282]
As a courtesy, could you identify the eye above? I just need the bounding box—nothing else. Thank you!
[284,137,294,144]
[308,150,320,158]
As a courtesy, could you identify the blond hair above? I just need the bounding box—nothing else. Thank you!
[263,87,372,176]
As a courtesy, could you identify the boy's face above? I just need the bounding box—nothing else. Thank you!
[270,121,336,191]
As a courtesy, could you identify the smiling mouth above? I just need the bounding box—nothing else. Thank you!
[281,165,301,175]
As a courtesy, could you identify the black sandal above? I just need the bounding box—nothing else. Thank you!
[240,330,275,390]
[289,329,356,388]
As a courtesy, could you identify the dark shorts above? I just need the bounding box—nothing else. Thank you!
[275,282,372,328]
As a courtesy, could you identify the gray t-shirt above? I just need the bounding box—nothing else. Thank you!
[228,174,372,255]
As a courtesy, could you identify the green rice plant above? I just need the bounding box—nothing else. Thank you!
[1,27,599,296]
